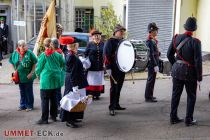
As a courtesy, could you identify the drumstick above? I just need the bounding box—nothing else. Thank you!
[106,71,117,84]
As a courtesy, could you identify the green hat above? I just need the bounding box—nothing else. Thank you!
[0,17,5,21]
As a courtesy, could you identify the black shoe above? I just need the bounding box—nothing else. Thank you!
[152,97,157,100]
[185,119,197,126]
[93,96,100,100]
[73,119,82,123]
[36,119,48,125]
[95,96,100,100]
[170,117,184,124]
[109,110,116,116]
[115,106,126,110]
[145,98,157,102]
[66,121,79,128]
[50,116,57,122]
[209,92,210,100]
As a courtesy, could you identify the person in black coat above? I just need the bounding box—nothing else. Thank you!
[85,30,104,100]
[59,36,89,128]
[0,17,9,55]
[167,17,202,126]
[144,22,160,103]
[0,17,9,67]
[104,24,126,116]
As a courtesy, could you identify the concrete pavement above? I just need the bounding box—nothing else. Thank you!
[1,76,210,140]
[1,57,210,140]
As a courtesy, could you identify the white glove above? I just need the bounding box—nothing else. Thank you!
[154,66,159,72]
[3,37,7,41]
[106,69,111,75]
[72,86,79,93]
[79,56,84,62]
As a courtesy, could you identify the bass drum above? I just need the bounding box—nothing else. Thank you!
[116,40,135,72]
[130,40,149,71]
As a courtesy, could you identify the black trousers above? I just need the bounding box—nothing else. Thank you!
[40,89,58,121]
[109,68,125,110]
[145,67,157,99]
[2,40,7,54]
[170,78,197,120]
[0,41,3,61]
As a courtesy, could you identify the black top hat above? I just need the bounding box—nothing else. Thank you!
[148,22,159,32]
[184,17,197,31]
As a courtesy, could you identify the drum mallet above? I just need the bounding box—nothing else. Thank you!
[106,71,117,84]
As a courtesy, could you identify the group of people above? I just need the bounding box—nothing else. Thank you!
[9,16,202,128]
[144,16,202,126]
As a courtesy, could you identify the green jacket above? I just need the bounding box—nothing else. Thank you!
[35,52,65,89]
[9,50,37,83]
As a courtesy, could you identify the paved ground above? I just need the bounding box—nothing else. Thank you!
[1,77,210,140]
[1,57,210,140]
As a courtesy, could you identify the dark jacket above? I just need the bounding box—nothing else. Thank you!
[65,52,88,89]
[146,37,160,68]
[0,23,8,41]
[103,37,122,70]
[167,32,202,81]
[85,41,104,71]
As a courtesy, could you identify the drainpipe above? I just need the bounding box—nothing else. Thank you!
[17,0,19,41]
[34,0,36,36]
[24,0,27,41]
[173,0,177,35]
[59,0,61,23]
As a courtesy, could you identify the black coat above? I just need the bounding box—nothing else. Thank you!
[146,38,160,68]
[0,23,8,41]
[103,37,122,70]
[65,52,88,89]
[167,33,202,81]
[85,41,104,71]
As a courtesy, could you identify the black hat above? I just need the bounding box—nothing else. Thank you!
[114,24,126,33]
[148,22,159,32]
[91,30,102,36]
[184,17,197,31]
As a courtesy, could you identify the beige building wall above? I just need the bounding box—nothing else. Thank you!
[75,0,93,7]
[175,0,198,34]
[60,0,75,32]
[74,0,126,24]
[109,0,126,24]
[93,0,108,19]
[197,0,210,52]
[175,0,210,52]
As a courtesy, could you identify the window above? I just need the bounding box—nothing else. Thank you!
[0,10,6,14]
[75,8,94,33]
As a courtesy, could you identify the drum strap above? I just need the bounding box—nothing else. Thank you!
[173,35,194,67]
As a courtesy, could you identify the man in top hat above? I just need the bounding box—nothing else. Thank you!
[104,24,126,116]
[167,17,202,126]
[0,17,9,55]
[144,22,160,103]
